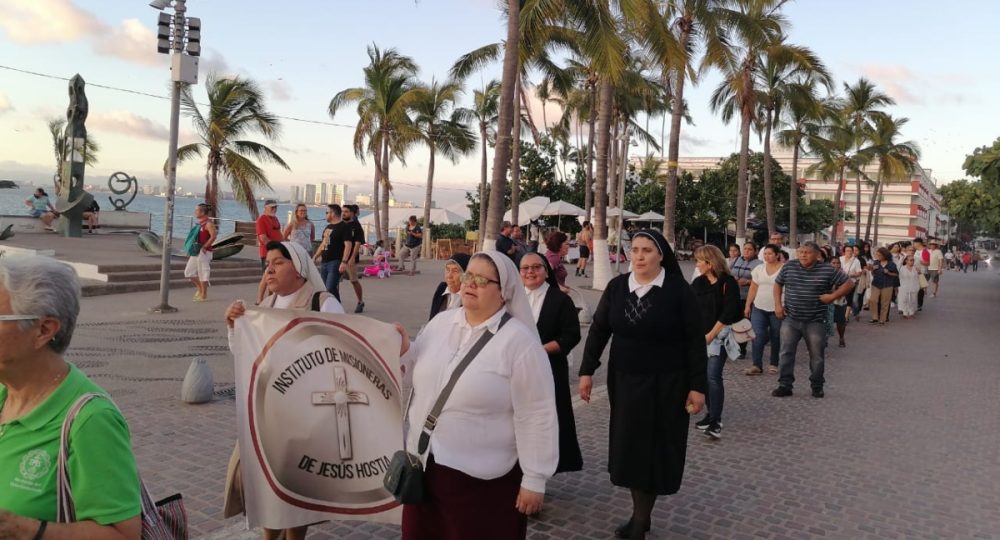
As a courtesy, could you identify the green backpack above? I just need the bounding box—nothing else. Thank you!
[183,224,203,256]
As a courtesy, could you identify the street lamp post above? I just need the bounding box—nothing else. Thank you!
[149,0,200,314]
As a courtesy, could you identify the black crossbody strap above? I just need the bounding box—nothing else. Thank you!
[416,312,511,455]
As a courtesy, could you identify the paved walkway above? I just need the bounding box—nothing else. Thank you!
[63,258,1000,539]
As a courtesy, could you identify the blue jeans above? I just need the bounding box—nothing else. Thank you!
[320,260,342,301]
[706,354,725,422]
[778,318,826,390]
[750,306,781,370]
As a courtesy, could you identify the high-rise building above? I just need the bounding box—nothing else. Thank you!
[319,183,329,205]
[304,184,317,205]
[332,184,348,205]
[290,185,302,203]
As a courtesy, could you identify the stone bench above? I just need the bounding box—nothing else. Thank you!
[0,211,151,232]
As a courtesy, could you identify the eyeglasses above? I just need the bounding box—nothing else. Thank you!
[460,272,500,287]
[0,315,40,322]
[519,264,545,273]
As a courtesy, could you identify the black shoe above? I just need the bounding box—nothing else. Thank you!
[812,388,825,398]
[614,518,650,539]
[694,414,712,431]
[354,302,365,313]
[704,421,722,440]
[772,386,793,397]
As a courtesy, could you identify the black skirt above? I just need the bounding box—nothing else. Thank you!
[607,367,690,495]
[550,355,583,473]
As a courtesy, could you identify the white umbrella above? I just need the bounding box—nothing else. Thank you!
[503,196,550,226]
[606,207,639,219]
[630,210,666,222]
[541,200,586,217]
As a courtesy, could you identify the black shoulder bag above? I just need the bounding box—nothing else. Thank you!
[383,312,511,504]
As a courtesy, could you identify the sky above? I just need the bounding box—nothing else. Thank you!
[1,0,997,209]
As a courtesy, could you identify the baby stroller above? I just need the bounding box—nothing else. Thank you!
[363,258,392,279]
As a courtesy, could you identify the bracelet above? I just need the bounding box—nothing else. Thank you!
[33,520,47,540]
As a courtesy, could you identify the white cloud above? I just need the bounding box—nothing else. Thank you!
[89,111,169,140]
[0,0,103,44]
[199,50,233,78]
[267,79,293,102]
[92,19,165,68]
[0,93,12,114]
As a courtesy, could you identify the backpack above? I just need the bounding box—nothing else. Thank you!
[920,248,930,265]
[183,224,203,256]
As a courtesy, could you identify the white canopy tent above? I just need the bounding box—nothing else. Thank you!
[502,196,550,226]
[629,211,666,223]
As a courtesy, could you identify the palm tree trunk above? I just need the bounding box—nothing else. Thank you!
[608,118,619,209]
[519,84,541,144]
[736,112,752,240]
[864,168,881,242]
[832,165,846,243]
[478,124,489,248]
[372,137,384,243]
[662,49,688,246]
[855,169,862,247]
[585,84,597,220]
[762,108,775,235]
[789,143,800,247]
[484,0,519,250]
[873,179,886,245]
[381,138,391,246]
[422,140,435,244]
[511,71,522,228]
[616,126,629,232]
[591,79,614,290]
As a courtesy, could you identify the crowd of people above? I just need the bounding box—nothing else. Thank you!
[1,216,971,540]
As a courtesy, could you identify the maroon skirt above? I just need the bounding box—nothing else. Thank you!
[401,456,526,540]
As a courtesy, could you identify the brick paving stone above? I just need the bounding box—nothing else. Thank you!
[62,262,1000,539]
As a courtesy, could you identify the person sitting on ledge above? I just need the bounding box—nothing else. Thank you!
[24,188,59,230]
[81,199,100,234]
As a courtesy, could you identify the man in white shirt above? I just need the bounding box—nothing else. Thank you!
[927,239,944,297]
[760,232,794,260]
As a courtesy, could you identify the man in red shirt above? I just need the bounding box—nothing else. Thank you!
[255,200,285,304]
[256,200,283,270]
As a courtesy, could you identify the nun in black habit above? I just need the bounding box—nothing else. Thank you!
[428,253,470,320]
[578,230,707,540]
[518,251,584,473]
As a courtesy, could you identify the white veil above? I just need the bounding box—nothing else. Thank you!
[282,241,326,293]
[479,250,539,339]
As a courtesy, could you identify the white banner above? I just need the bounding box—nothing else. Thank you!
[232,307,403,529]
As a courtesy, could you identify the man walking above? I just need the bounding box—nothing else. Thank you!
[341,204,366,313]
[927,239,944,297]
[397,215,423,275]
[772,242,853,398]
[312,204,352,301]
[760,232,794,260]
[255,200,285,303]
[495,221,517,260]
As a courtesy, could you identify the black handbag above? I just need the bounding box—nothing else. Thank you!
[384,313,511,504]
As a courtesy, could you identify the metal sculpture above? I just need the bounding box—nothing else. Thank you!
[55,74,95,237]
[107,171,139,210]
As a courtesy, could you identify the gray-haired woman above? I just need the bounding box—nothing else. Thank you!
[0,257,141,539]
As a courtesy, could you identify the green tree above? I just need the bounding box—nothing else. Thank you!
[775,76,826,246]
[329,44,421,243]
[48,117,100,196]
[412,78,476,240]
[962,137,1000,193]
[858,114,920,244]
[839,77,894,244]
[939,179,1000,237]
[176,75,290,217]
[470,80,501,240]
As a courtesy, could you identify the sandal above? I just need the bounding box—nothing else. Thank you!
[768,366,778,374]
[744,366,763,376]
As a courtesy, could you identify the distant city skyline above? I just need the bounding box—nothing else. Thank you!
[2,0,998,209]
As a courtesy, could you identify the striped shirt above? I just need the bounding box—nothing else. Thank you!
[775,261,848,322]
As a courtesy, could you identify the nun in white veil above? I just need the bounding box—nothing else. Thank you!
[397,250,558,540]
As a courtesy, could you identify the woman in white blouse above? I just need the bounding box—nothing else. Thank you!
[743,244,783,375]
[396,250,558,540]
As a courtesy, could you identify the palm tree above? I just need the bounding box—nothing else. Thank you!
[659,0,729,246]
[176,75,289,217]
[775,79,825,247]
[470,80,501,245]
[755,44,831,235]
[840,77,895,244]
[329,44,421,243]
[48,118,99,196]
[412,78,477,244]
[860,114,920,243]
[709,0,827,240]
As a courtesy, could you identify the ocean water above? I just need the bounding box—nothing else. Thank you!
[1,186,341,239]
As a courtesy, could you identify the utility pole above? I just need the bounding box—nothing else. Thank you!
[150,0,200,313]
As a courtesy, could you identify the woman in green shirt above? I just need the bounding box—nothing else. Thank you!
[0,256,141,539]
